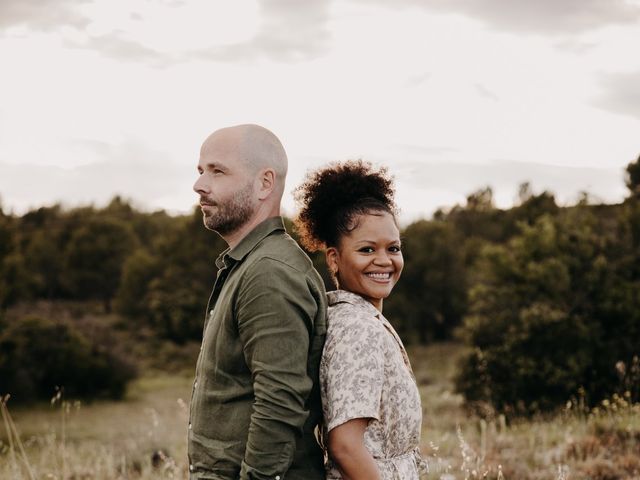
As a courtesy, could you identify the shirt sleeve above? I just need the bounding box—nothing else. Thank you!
[236,257,320,480]
[320,304,385,432]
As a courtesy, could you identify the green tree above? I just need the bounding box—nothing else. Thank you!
[509,188,558,227]
[114,249,161,318]
[625,154,640,198]
[140,207,226,342]
[455,210,614,414]
[23,230,64,299]
[446,187,507,245]
[386,220,467,342]
[0,253,30,309]
[0,211,16,309]
[0,208,12,261]
[64,217,138,311]
[102,196,174,246]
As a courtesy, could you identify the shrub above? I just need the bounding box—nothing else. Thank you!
[64,217,138,311]
[455,210,640,415]
[385,220,467,343]
[0,316,137,403]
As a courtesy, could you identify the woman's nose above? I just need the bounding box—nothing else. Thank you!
[373,252,392,266]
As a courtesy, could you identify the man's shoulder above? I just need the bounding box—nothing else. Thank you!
[251,230,316,275]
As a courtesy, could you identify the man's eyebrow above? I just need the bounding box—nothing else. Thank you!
[203,162,227,171]
[198,162,227,171]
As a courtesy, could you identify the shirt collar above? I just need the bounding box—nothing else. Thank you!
[215,216,285,269]
[327,289,382,319]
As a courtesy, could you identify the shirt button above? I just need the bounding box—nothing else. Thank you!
[188,423,192,430]
[194,380,198,388]
[275,477,280,480]
[189,464,194,472]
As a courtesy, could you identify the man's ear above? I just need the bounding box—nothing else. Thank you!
[256,168,276,200]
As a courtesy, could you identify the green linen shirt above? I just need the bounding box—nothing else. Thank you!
[188,216,327,480]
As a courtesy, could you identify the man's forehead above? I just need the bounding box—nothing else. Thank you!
[201,130,241,155]
[199,134,245,164]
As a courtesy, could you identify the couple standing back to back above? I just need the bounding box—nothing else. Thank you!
[189,124,428,480]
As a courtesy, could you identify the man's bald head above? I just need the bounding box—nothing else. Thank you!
[201,124,288,189]
[195,125,288,239]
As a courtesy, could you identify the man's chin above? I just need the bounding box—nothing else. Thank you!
[204,218,233,235]
[202,216,218,231]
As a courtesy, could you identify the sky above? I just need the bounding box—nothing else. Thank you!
[1,0,639,223]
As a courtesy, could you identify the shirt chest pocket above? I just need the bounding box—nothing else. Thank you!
[202,304,250,381]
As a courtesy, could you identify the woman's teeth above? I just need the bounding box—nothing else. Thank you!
[366,272,391,279]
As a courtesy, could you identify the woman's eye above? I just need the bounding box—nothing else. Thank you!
[389,245,401,253]
[359,247,374,253]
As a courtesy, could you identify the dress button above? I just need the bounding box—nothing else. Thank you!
[194,380,198,388]
[189,464,194,472]
[188,423,192,430]
[275,477,280,480]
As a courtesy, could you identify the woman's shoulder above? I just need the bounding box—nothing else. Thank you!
[325,290,386,338]
[327,290,379,319]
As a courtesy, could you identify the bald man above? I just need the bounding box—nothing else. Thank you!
[189,125,327,480]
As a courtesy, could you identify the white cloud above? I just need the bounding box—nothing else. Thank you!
[0,0,91,32]
[2,0,329,65]
[355,0,640,34]
[0,140,196,214]
[1,0,639,221]
[594,70,640,120]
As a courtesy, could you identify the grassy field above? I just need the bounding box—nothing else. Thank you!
[2,343,639,479]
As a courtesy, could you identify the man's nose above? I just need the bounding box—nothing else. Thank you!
[193,175,208,194]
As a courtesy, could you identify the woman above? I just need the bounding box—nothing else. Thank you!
[294,160,428,479]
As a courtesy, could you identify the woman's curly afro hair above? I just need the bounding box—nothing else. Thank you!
[293,159,397,252]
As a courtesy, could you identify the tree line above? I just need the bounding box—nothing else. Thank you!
[1,156,639,413]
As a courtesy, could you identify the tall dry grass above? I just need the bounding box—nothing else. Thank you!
[1,343,639,479]
[1,376,192,479]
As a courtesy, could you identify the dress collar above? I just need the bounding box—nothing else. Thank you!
[327,289,382,319]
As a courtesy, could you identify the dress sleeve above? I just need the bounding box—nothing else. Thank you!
[320,305,385,432]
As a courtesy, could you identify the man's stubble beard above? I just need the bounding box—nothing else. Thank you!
[202,181,257,236]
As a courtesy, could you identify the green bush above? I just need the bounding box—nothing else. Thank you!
[64,217,138,311]
[133,207,226,342]
[455,210,639,415]
[385,220,467,343]
[0,316,137,403]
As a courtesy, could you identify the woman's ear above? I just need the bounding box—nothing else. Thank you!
[326,247,339,276]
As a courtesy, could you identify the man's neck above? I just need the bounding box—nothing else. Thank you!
[222,207,281,250]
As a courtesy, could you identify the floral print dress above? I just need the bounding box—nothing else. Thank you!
[320,290,428,479]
